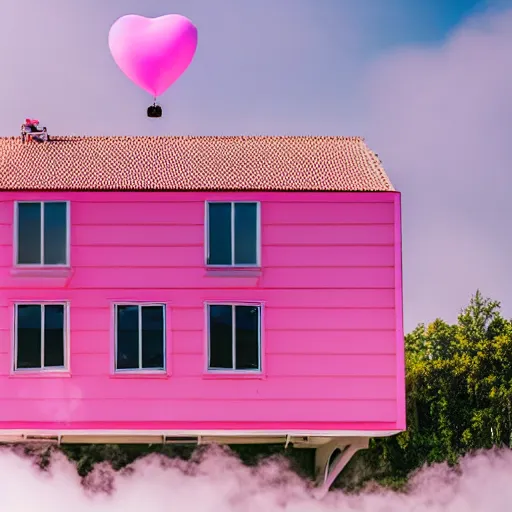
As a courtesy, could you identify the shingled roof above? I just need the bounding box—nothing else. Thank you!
[0,135,394,192]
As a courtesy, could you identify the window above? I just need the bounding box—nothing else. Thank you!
[207,304,261,372]
[14,303,67,371]
[15,201,69,266]
[115,304,166,371]
[206,202,260,266]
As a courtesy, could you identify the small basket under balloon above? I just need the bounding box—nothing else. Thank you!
[147,103,162,118]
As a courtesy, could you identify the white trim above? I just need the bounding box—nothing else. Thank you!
[65,301,71,371]
[231,305,236,367]
[205,301,263,374]
[13,200,71,267]
[230,200,235,265]
[13,301,70,372]
[254,201,261,266]
[0,428,402,439]
[138,306,143,369]
[204,302,209,372]
[113,302,167,374]
[40,304,45,368]
[203,200,209,264]
[204,201,261,268]
[109,302,116,374]
[66,199,71,266]
[259,302,265,374]
[40,201,45,264]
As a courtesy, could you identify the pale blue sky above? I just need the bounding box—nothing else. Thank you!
[1,0,511,331]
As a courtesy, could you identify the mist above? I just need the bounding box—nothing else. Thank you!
[0,446,510,511]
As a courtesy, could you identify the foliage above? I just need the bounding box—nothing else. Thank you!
[24,291,512,490]
[339,290,512,489]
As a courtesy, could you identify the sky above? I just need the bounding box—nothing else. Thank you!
[1,0,511,332]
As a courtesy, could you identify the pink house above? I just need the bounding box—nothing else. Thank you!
[0,135,404,494]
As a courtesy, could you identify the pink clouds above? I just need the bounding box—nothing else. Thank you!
[2,446,512,511]
[363,6,512,331]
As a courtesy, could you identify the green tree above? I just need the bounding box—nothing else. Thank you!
[357,290,512,489]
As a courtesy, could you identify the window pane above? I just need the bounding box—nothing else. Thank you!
[16,305,41,369]
[43,203,67,265]
[209,305,233,369]
[234,203,257,265]
[116,306,139,370]
[141,306,164,369]
[207,203,231,265]
[44,305,65,367]
[235,306,260,370]
[17,203,41,264]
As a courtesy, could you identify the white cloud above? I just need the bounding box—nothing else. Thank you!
[363,6,512,331]
[2,447,512,511]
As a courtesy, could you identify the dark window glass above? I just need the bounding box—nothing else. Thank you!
[209,305,233,369]
[234,203,257,265]
[43,305,65,367]
[207,203,231,265]
[116,306,139,370]
[43,202,67,265]
[141,306,164,369]
[208,304,261,371]
[235,306,260,370]
[17,203,41,264]
[16,305,42,369]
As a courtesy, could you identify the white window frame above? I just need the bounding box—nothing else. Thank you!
[13,301,70,373]
[205,302,263,373]
[13,200,71,267]
[113,303,167,373]
[204,201,261,267]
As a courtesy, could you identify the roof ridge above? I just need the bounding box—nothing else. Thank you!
[0,134,366,141]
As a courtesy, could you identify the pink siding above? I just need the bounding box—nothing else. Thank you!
[0,191,405,433]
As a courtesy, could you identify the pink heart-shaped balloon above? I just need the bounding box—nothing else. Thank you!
[108,14,198,97]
